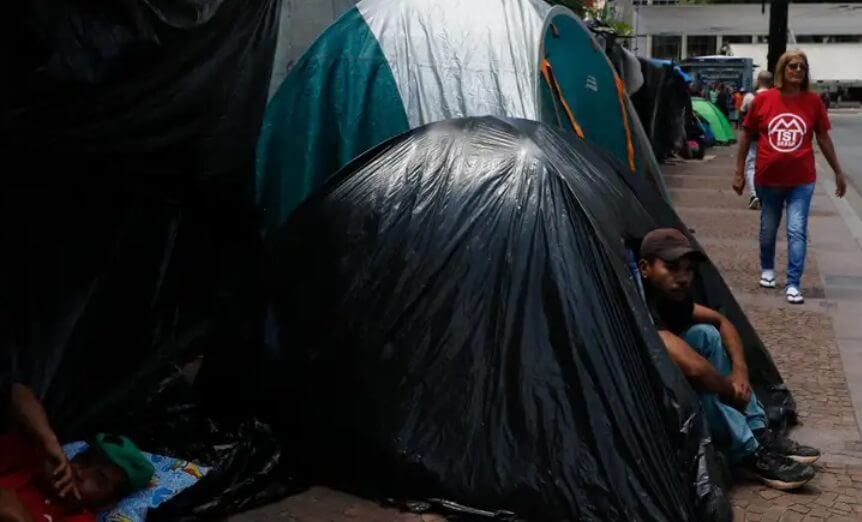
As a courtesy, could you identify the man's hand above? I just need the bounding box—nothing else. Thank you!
[728,371,752,410]
[732,170,745,196]
[41,438,80,501]
[836,172,847,198]
[0,489,33,522]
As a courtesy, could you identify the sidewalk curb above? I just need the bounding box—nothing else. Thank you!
[814,155,862,439]
[816,156,862,252]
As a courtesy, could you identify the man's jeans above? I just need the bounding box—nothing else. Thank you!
[755,183,816,289]
[682,324,767,463]
[744,142,757,199]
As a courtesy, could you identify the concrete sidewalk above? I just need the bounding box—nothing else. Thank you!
[663,145,862,521]
[232,147,862,522]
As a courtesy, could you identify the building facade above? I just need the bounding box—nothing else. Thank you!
[629,2,862,61]
[623,2,862,93]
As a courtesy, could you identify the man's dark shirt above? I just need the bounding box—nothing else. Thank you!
[646,286,695,335]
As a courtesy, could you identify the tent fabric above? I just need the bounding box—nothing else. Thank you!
[649,59,693,83]
[257,0,663,236]
[692,98,736,144]
[1,0,286,518]
[262,116,733,522]
[632,58,692,161]
[358,0,552,128]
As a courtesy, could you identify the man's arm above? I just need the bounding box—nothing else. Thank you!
[691,304,752,403]
[692,305,747,376]
[733,129,753,195]
[656,330,736,401]
[9,384,59,452]
[0,489,33,522]
[8,385,78,499]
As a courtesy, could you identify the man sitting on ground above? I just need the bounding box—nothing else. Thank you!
[638,228,820,491]
[0,382,154,522]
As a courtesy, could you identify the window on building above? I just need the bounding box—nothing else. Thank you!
[796,35,821,43]
[723,35,752,44]
[652,35,682,61]
[756,35,769,44]
[687,35,717,58]
[829,35,862,43]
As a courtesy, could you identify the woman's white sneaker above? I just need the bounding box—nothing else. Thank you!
[786,286,804,304]
[760,270,777,289]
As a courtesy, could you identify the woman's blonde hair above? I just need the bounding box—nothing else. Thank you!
[774,50,810,91]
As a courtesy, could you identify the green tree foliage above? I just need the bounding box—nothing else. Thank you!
[546,0,587,16]
[546,0,633,36]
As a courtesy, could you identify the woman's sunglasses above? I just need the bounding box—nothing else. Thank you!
[787,63,808,72]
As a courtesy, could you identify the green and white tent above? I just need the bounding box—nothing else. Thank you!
[692,98,737,145]
[257,0,665,234]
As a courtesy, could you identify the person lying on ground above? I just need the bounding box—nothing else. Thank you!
[638,228,820,491]
[0,383,154,522]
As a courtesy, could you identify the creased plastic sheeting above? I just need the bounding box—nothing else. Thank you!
[631,59,691,161]
[1,0,283,518]
[357,0,552,127]
[263,117,731,521]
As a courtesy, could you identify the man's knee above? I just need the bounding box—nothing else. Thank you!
[684,324,722,353]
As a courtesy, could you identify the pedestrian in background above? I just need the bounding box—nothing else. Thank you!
[732,89,745,128]
[716,83,730,118]
[739,71,773,210]
[733,51,847,304]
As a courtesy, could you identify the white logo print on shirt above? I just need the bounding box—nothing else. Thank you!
[767,112,807,153]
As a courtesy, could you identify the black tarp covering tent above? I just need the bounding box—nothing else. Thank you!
[261,116,801,521]
[630,58,693,162]
[0,0,290,518]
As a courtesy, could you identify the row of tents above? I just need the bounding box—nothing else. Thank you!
[3,0,790,521]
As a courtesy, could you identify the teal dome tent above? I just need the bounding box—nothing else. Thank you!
[257,0,667,234]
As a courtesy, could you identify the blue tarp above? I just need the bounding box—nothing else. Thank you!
[649,59,693,83]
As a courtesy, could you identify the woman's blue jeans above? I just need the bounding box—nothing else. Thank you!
[755,183,816,289]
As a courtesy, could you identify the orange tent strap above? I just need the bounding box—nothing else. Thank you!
[541,60,585,139]
[615,75,636,172]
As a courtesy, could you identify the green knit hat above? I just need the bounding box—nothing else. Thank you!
[92,434,155,492]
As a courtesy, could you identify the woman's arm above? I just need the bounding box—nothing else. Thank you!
[816,131,847,198]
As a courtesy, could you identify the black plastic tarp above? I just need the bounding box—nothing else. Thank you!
[630,58,692,162]
[262,117,769,521]
[1,0,285,518]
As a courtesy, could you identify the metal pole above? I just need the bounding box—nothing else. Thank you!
[767,0,788,73]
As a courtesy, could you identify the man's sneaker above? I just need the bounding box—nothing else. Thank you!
[749,196,761,210]
[757,429,821,464]
[738,448,815,490]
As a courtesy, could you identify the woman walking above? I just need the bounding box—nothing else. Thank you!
[733,51,847,304]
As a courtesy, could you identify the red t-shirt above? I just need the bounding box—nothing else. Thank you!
[0,433,96,522]
[742,88,831,187]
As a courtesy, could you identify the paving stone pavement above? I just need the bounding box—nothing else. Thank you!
[231,149,862,521]
[662,147,862,521]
